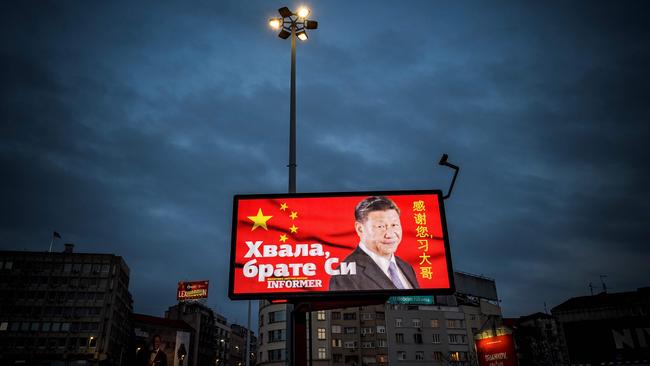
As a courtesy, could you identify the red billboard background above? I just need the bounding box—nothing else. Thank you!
[475,334,518,366]
[229,191,454,299]
[177,280,209,301]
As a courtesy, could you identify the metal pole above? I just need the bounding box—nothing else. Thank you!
[287,22,297,366]
[288,22,297,194]
[246,300,251,366]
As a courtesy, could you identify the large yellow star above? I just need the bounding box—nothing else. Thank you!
[289,224,298,233]
[279,234,288,243]
[289,211,298,220]
[280,203,288,211]
[247,208,272,231]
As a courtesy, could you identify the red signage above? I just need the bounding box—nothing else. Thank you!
[177,280,209,300]
[475,334,518,366]
[228,190,454,299]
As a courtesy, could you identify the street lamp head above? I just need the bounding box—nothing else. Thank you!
[278,6,293,18]
[304,20,318,29]
[278,29,291,39]
[269,18,282,30]
[439,153,449,165]
[297,7,310,18]
[296,30,308,41]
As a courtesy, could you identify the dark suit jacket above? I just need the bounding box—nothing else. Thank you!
[328,247,420,291]
[148,349,167,366]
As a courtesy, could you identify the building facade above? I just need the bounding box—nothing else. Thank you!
[258,301,288,366]
[0,245,133,365]
[551,287,650,366]
[215,313,231,366]
[133,313,194,366]
[166,301,216,366]
[256,272,501,366]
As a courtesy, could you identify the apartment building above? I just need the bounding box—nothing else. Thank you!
[0,244,133,365]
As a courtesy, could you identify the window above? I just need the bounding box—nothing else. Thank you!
[447,319,464,329]
[269,311,286,323]
[395,333,404,344]
[268,329,285,342]
[343,312,356,320]
[0,322,8,331]
[361,327,373,335]
[413,333,422,344]
[363,357,376,364]
[333,354,343,363]
[415,351,424,361]
[331,339,342,348]
[344,341,357,349]
[377,355,388,363]
[259,314,264,326]
[376,325,386,334]
[397,351,406,361]
[433,352,443,361]
[361,341,374,348]
[448,334,467,344]
[317,310,326,320]
[430,319,439,328]
[377,339,387,348]
[395,318,403,327]
[268,349,285,361]
[344,327,356,334]
[432,333,440,344]
[449,351,467,361]
[470,314,477,321]
[317,328,326,340]
[331,312,341,320]
[376,311,385,320]
[361,312,373,320]
[331,325,341,334]
[412,318,421,327]
[318,347,327,359]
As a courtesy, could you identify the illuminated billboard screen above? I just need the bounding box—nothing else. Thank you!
[228,190,454,300]
[475,334,518,366]
[177,280,209,301]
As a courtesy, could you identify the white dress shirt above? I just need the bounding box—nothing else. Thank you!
[358,242,413,289]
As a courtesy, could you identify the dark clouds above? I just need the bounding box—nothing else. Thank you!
[1,0,649,324]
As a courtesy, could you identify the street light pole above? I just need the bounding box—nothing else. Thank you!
[289,22,297,193]
[269,8,318,365]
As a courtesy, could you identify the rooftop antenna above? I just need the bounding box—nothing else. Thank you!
[600,275,608,293]
[438,154,460,200]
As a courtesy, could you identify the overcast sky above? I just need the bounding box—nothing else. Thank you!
[2,0,649,327]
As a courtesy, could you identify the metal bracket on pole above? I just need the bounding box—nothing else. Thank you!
[438,154,460,200]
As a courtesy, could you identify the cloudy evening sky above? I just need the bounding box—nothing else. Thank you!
[2,0,649,326]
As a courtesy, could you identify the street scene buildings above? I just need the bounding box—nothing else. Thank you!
[2,245,648,366]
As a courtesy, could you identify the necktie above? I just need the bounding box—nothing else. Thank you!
[388,262,406,289]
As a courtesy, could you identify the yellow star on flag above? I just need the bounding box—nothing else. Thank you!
[279,234,288,243]
[289,211,298,220]
[247,208,272,231]
[280,203,288,211]
[289,224,298,233]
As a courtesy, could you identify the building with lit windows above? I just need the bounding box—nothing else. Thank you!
[166,301,216,366]
[255,272,501,366]
[215,313,231,366]
[0,245,133,365]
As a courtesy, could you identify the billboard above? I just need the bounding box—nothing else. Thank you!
[475,334,518,366]
[228,190,454,299]
[177,280,209,301]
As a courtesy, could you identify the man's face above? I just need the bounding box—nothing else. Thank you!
[154,337,161,350]
[356,209,402,258]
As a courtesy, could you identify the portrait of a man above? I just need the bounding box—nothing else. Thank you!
[329,196,420,291]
